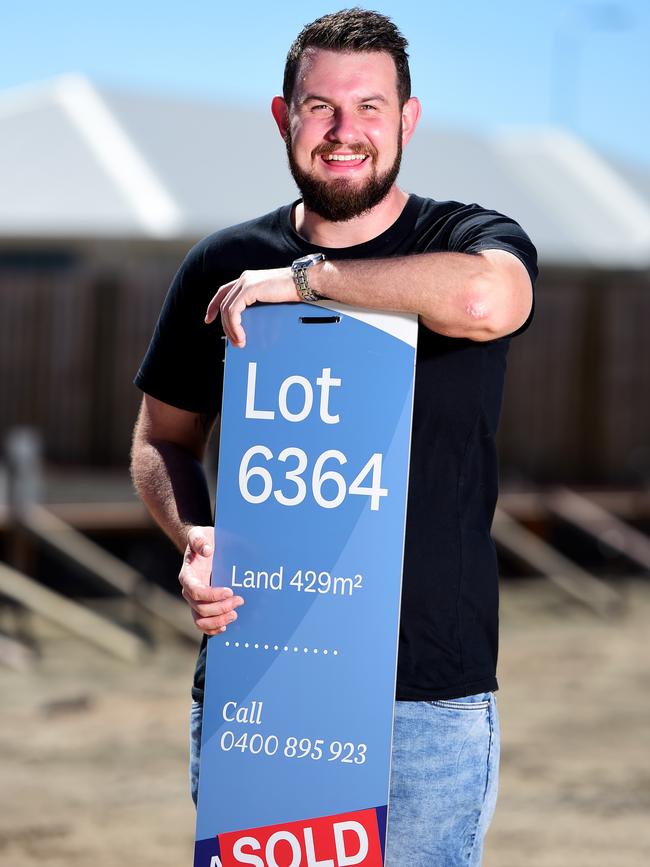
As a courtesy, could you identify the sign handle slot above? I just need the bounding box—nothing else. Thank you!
[299,316,341,325]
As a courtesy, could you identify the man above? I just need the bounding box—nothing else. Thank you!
[131,8,537,866]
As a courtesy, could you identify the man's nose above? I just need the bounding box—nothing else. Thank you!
[325,109,360,143]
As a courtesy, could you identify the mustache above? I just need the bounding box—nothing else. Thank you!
[311,143,378,160]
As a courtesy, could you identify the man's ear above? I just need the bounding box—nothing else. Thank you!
[271,96,290,139]
[401,97,421,147]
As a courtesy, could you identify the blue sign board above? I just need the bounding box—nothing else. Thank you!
[195,302,417,867]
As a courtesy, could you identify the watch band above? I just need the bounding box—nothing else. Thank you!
[291,253,326,301]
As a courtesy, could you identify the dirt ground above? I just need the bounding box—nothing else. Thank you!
[1,578,649,867]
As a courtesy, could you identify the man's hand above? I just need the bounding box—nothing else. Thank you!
[205,267,299,348]
[179,526,245,636]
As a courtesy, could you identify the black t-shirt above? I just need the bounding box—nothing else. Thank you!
[135,194,537,702]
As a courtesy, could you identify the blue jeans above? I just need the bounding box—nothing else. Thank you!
[190,692,499,866]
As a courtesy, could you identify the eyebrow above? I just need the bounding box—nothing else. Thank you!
[300,93,388,106]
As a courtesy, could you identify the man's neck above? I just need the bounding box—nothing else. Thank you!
[293,185,409,248]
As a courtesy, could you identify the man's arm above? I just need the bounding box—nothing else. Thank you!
[205,249,533,348]
[130,394,244,635]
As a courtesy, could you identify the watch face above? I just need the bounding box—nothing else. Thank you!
[294,253,325,268]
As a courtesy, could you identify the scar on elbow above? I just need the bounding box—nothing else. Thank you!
[465,299,490,321]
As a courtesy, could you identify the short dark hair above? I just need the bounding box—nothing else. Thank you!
[283,8,411,107]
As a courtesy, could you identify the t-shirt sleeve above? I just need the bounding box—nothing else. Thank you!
[134,241,226,415]
[445,204,539,337]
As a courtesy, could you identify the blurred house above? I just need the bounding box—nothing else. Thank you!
[1,75,649,483]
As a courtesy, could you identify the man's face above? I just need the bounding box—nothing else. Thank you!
[277,49,415,222]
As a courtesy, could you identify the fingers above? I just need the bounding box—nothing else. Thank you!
[205,275,252,348]
[186,592,244,618]
[180,578,246,636]
[180,578,232,604]
[220,281,248,348]
[223,292,247,347]
[190,596,244,636]
[205,281,235,325]
[205,268,296,347]
[191,606,239,637]
[204,278,247,347]
[180,526,245,636]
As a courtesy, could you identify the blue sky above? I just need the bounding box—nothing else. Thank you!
[3,1,649,168]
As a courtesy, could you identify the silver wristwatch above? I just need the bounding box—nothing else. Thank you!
[291,253,326,301]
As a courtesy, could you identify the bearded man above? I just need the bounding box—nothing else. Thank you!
[131,9,537,866]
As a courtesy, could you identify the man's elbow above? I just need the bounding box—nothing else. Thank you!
[462,273,532,342]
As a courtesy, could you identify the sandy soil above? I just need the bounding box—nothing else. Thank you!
[1,578,649,867]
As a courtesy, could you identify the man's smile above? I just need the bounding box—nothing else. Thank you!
[318,151,371,173]
[323,153,369,161]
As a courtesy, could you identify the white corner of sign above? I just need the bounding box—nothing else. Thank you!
[312,301,418,348]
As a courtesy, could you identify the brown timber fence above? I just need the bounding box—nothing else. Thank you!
[0,258,649,483]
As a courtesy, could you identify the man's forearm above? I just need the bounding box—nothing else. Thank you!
[207,248,533,348]
[131,439,213,552]
[309,251,530,341]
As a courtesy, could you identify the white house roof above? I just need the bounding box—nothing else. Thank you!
[1,74,649,267]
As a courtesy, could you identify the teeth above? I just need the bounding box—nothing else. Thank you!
[325,154,368,161]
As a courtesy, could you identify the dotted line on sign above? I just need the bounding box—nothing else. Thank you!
[223,641,339,656]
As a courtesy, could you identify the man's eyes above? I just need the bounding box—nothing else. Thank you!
[308,103,379,113]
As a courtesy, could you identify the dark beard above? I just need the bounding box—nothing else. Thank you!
[285,132,403,223]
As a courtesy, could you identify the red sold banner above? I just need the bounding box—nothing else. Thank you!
[218,807,384,867]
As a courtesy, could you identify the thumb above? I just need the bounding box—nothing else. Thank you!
[187,526,214,557]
